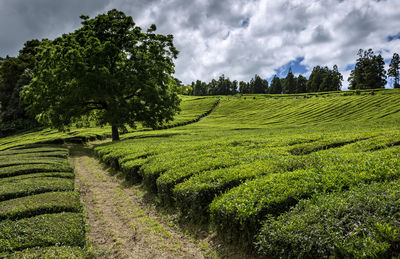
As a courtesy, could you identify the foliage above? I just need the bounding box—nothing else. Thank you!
[91,90,400,256]
[0,177,74,201]
[388,53,400,88]
[0,246,90,259]
[268,75,282,94]
[0,192,81,220]
[0,212,85,253]
[0,163,72,178]
[255,180,400,258]
[283,68,296,94]
[348,48,387,90]
[0,142,88,257]
[22,9,180,141]
[0,40,41,136]
[307,65,342,92]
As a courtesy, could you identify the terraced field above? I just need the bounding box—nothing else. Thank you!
[0,145,88,258]
[0,96,219,258]
[94,89,400,257]
[1,90,400,258]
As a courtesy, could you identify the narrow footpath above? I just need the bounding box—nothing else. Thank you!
[69,145,206,259]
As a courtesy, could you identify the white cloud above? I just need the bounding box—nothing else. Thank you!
[1,0,400,88]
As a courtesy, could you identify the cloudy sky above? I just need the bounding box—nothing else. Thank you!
[1,0,400,88]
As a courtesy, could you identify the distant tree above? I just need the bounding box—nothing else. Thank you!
[348,49,387,90]
[296,75,307,93]
[231,80,238,94]
[269,75,282,94]
[239,81,250,94]
[388,53,400,88]
[283,68,296,94]
[22,9,180,141]
[251,74,268,94]
[193,80,207,95]
[307,65,342,92]
[330,65,343,91]
[307,66,326,92]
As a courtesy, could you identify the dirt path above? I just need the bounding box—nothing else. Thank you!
[69,145,207,259]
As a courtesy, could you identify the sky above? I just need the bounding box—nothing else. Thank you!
[1,0,400,89]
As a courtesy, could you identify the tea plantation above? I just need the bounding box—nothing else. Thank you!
[0,96,218,258]
[94,89,400,257]
[1,90,400,257]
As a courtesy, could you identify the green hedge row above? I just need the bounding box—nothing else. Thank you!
[173,155,312,219]
[0,246,90,259]
[0,163,72,178]
[154,99,220,130]
[0,172,74,183]
[0,146,68,156]
[0,177,74,201]
[255,180,400,258]
[210,151,400,245]
[0,157,69,168]
[0,192,81,220]
[0,212,86,253]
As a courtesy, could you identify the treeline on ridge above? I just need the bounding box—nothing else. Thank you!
[184,49,400,96]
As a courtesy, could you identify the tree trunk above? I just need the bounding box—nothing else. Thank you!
[111,125,120,141]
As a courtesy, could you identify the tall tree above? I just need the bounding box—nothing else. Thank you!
[269,75,282,94]
[348,49,387,90]
[307,66,326,92]
[296,75,307,93]
[283,68,296,94]
[388,53,400,88]
[22,9,180,141]
[239,81,250,94]
[330,65,343,91]
[252,74,268,94]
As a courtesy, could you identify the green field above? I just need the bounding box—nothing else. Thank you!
[94,89,400,257]
[1,90,400,257]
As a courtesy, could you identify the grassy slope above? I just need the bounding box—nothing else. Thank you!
[93,89,400,257]
[1,90,400,257]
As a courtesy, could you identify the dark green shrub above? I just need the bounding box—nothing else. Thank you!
[0,192,81,220]
[255,180,400,258]
[0,212,85,253]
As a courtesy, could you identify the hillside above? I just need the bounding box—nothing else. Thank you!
[95,89,400,257]
[1,90,400,257]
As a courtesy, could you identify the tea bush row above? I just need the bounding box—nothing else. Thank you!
[0,192,81,220]
[0,212,85,253]
[210,150,400,244]
[255,180,400,258]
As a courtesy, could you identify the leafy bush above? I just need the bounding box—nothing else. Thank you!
[0,246,90,258]
[210,151,400,244]
[0,172,74,183]
[0,212,85,253]
[255,180,400,258]
[0,163,72,178]
[0,192,81,220]
[0,177,74,201]
[173,156,310,219]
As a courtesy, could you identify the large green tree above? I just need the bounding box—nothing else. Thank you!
[348,49,386,90]
[388,53,400,88]
[0,40,40,134]
[22,9,180,141]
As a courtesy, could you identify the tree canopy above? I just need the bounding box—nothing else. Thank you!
[388,53,400,88]
[348,49,386,90]
[22,9,180,141]
[0,39,40,136]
